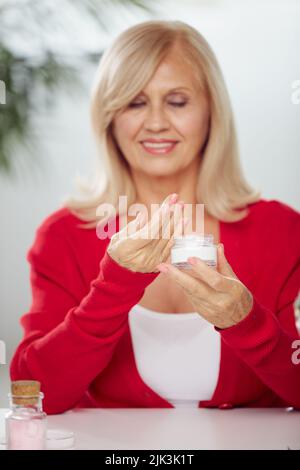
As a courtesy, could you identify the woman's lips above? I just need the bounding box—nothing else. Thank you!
[140,141,178,155]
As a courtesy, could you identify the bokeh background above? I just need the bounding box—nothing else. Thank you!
[0,0,299,406]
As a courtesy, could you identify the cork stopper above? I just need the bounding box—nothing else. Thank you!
[11,380,41,406]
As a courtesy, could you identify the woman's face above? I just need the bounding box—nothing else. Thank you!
[112,46,210,178]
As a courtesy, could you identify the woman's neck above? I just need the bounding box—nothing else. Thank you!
[131,160,201,209]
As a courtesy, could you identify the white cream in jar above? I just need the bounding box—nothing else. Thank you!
[171,234,217,269]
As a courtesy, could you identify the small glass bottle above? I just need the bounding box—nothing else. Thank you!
[5,380,47,450]
[171,233,217,269]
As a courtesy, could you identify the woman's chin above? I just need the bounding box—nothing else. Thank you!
[136,160,182,177]
[141,167,181,178]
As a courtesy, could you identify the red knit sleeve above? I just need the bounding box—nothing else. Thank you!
[215,204,300,409]
[10,222,158,414]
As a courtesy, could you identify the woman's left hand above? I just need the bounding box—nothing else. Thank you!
[157,243,254,329]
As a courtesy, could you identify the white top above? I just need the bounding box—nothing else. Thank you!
[128,304,221,408]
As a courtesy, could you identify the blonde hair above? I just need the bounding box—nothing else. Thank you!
[65,20,261,228]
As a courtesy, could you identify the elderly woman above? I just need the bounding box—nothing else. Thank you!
[11,21,300,414]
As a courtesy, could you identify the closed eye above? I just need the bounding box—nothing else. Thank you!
[170,102,186,107]
[128,102,187,108]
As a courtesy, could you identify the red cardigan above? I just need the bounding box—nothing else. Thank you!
[10,198,300,414]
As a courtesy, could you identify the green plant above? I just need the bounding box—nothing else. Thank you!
[0,0,155,175]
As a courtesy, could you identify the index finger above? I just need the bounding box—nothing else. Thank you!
[138,193,178,239]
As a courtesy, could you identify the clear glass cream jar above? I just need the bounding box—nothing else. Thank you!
[171,234,217,269]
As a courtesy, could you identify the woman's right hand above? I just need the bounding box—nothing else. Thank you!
[107,193,186,273]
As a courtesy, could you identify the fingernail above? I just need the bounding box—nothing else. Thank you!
[169,193,178,205]
[157,264,169,273]
[187,257,197,265]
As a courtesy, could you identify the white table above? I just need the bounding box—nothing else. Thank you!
[0,407,299,450]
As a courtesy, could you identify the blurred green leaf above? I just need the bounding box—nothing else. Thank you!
[0,0,155,176]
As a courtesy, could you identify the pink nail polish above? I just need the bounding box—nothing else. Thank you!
[169,193,178,205]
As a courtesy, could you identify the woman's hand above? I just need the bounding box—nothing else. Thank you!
[156,243,254,329]
[107,193,186,273]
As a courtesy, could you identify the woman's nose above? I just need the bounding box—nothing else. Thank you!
[143,106,170,132]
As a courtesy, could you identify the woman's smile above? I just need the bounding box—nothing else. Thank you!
[141,139,178,155]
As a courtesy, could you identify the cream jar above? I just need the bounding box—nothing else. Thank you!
[171,234,217,269]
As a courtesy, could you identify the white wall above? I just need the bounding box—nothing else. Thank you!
[0,0,299,406]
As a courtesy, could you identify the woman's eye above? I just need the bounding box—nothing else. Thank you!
[128,102,187,108]
[170,102,186,107]
[129,102,144,108]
